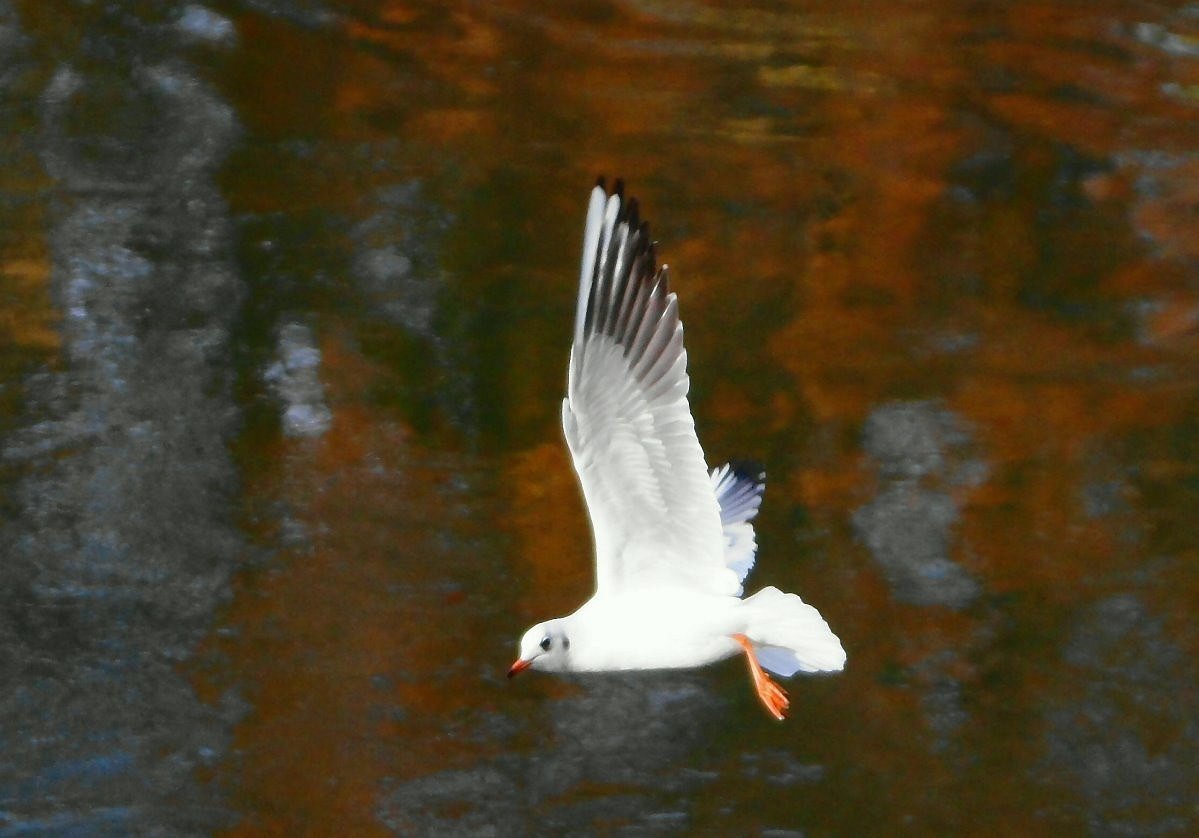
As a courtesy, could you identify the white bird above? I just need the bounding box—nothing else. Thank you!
[508,179,846,719]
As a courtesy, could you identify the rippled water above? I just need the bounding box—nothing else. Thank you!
[2,1,1198,834]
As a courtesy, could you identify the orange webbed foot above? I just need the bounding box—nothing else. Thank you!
[733,634,790,721]
[757,673,790,720]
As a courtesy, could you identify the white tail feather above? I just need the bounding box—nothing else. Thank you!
[741,586,846,676]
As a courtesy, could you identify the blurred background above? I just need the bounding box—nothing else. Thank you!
[2,0,1198,834]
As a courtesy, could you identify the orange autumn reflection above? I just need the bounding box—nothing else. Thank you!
[205,332,515,836]
[503,441,592,621]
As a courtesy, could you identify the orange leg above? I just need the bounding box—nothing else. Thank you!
[733,634,789,720]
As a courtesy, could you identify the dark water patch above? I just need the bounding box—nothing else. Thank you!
[0,805,135,837]
[378,671,723,835]
[235,0,337,30]
[1041,595,1199,834]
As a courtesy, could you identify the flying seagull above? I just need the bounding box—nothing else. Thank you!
[508,179,846,719]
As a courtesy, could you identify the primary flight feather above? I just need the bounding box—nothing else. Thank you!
[509,179,845,719]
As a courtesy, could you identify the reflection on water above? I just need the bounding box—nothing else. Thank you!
[1,2,242,832]
[2,0,1198,834]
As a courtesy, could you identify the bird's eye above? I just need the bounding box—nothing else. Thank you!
[563,637,570,650]
[540,636,552,651]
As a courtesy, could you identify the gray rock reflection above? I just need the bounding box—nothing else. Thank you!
[0,10,242,833]
[265,321,332,438]
[852,401,989,756]
[853,400,986,609]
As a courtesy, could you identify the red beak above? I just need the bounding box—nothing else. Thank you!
[507,658,532,679]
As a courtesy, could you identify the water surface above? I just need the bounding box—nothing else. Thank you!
[2,0,1198,834]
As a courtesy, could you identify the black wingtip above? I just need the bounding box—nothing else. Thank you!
[579,177,667,352]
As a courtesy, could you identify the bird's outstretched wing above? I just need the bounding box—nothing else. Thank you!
[711,460,766,587]
[561,180,739,596]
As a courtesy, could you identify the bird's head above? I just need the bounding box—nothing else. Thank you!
[508,618,572,677]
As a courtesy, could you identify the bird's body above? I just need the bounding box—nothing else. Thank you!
[538,588,743,673]
[509,180,845,719]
